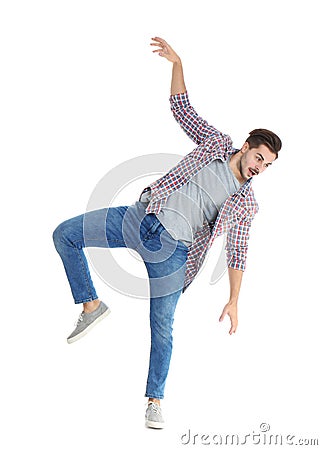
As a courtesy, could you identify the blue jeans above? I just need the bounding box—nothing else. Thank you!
[53,201,189,399]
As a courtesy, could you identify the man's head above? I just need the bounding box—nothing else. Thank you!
[238,128,282,182]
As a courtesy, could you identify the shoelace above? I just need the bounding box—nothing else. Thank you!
[148,402,161,414]
[75,312,85,326]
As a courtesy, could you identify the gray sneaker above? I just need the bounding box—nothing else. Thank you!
[67,301,110,344]
[145,402,165,429]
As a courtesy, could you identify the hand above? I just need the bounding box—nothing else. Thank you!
[219,302,238,335]
[150,37,181,64]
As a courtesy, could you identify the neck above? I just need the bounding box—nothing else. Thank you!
[229,152,246,184]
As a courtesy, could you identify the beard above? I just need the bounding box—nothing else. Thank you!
[239,154,250,182]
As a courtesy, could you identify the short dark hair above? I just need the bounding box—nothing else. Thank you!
[246,128,282,159]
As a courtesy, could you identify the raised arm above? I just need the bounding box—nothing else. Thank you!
[151,37,226,146]
[150,36,186,95]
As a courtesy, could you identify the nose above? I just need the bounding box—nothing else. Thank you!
[255,162,264,174]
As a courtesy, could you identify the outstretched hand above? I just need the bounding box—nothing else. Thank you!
[219,302,238,335]
[150,37,181,64]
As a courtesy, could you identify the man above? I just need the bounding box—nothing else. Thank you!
[53,37,282,429]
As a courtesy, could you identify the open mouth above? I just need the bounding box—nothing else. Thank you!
[249,168,258,177]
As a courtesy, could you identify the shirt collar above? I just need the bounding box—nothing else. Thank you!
[238,178,253,197]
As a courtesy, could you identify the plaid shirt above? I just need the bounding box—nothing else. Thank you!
[139,92,259,292]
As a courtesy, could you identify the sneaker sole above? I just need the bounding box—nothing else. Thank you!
[145,419,165,429]
[67,308,111,344]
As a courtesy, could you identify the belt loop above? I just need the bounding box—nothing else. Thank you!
[149,216,162,235]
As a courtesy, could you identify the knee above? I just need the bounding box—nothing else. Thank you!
[52,220,70,251]
[53,214,84,253]
[52,222,63,250]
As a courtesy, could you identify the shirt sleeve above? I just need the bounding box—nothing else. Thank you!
[170,91,224,145]
[225,218,252,271]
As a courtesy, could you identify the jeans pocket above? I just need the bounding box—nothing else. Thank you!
[176,239,190,252]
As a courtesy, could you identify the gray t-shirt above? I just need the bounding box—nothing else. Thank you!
[140,157,241,246]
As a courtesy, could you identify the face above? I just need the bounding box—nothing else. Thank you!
[239,143,276,182]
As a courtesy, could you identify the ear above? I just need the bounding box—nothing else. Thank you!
[240,142,249,154]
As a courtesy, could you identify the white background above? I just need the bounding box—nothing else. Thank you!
[1,0,321,448]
